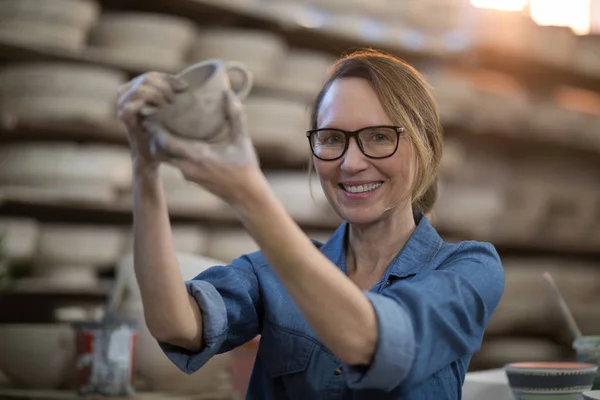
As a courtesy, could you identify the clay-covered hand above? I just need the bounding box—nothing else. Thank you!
[117,72,188,171]
[142,90,262,204]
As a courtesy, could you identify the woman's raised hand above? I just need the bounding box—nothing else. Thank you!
[117,72,188,170]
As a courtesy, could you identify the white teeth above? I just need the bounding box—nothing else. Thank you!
[342,182,382,193]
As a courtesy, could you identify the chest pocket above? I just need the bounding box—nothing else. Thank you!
[257,324,317,398]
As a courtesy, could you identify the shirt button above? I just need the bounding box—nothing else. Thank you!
[334,367,343,376]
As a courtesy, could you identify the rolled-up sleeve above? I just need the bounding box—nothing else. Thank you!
[346,292,415,391]
[346,241,505,391]
[159,254,262,374]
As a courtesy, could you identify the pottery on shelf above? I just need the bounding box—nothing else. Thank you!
[190,28,287,85]
[0,0,100,52]
[504,362,598,399]
[0,324,76,389]
[86,12,198,72]
[243,95,310,163]
[0,144,132,190]
[265,172,341,227]
[0,63,126,121]
[0,218,39,261]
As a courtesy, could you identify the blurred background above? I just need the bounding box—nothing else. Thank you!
[0,0,599,398]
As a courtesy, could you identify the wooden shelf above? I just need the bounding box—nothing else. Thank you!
[3,278,113,297]
[0,115,128,144]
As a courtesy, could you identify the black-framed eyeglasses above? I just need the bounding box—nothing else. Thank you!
[306,125,405,161]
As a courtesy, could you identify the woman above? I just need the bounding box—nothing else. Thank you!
[117,49,505,399]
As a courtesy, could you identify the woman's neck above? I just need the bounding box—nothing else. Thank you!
[345,207,416,282]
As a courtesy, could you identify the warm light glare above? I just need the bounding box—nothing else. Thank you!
[470,0,528,11]
[529,0,591,35]
[470,0,592,35]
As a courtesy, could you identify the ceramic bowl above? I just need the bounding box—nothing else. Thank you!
[505,362,598,399]
[574,336,600,390]
[0,324,76,389]
[583,390,600,399]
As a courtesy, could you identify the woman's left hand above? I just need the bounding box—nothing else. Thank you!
[142,90,264,205]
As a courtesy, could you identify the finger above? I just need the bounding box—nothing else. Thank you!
[118,98,146,126]
[125,84,171,108]
[225,90,246,139]
[139,105,159,117]
[144,72,178,103]
[164,74,189,93]
[144,120,207,162]
[117,75,144,106]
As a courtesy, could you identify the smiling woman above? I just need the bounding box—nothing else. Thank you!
[117,48,505,400]
[308,51,443,228]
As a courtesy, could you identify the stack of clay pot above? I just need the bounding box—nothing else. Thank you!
[575,35,600,78]
[190,28,287,86]
[86,12,198,72]
[266,172,341,227]
[0,0,100,53]
[204,227,333,263]
[274,49,336,99]
[123,225,209,257]
[0,323,77,389]
[155,164,232,218]
[32,224,127,287]
[0,218,39,263]
[466,69,532,134]
[425,68,476,127]
[243,95,311,164]
[0,143,132,203]
[0,63,126,124]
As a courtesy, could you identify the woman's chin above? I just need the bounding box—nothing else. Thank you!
[337,209,386,226]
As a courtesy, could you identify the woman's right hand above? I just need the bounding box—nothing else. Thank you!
[117,72,188,171]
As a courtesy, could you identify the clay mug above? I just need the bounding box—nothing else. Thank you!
[150,59,253,141]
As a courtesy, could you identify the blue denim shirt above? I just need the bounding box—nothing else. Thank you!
[160,213,505,399]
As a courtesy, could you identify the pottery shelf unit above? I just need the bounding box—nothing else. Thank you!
[93,0,600,93]
[0,0,599,386]
[0,0,600,253]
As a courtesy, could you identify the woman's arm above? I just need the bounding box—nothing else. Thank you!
[132,166,203,351]
[116,71,205,351]
[230,171,378,366]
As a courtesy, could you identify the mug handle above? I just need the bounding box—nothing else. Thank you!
[225,61,253,100]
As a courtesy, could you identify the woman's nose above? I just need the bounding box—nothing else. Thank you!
[340,139,369,173]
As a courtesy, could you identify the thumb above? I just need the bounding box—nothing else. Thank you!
[225,90,247,140]
[164,74,189,92]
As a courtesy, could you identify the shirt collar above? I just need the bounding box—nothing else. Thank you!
[318,212,443,279]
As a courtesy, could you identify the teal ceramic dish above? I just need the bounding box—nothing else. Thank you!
[583,390,600,399]
[504,362,598,400]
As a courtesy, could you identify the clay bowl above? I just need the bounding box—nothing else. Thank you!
[0,324,76,389]
[505,362,598,399]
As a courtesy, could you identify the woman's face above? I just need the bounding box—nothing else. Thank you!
[314,77,415,226]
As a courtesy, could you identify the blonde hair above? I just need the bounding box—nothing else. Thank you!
[309,49,443,214]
